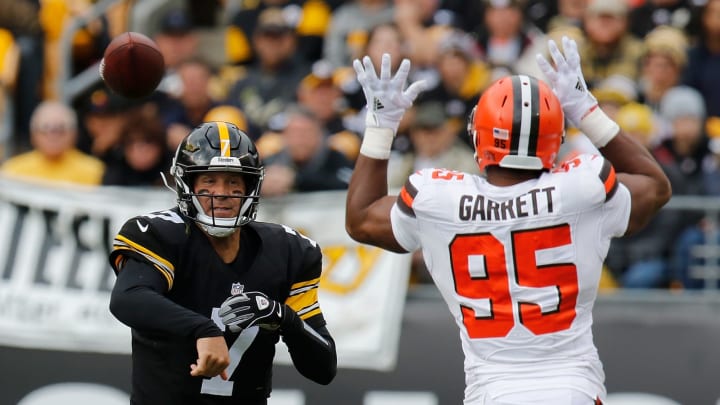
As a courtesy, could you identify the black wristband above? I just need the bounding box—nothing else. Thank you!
[278,304,302,334]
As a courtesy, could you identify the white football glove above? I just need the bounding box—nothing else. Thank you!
[536,36,618,147]
[353,53,427,135]
[536,36,596,127]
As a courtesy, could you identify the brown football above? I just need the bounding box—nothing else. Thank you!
[99,32,165,99]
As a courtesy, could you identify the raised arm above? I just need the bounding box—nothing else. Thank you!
[345,54,426,252]
[537,37,671,235]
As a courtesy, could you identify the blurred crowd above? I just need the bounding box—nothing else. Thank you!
[2,0,720,290]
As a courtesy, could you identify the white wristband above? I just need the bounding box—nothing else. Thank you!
[578,106,619,148]
[359,127,395,159]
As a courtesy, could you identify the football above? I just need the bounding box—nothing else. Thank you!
[99,32,165,99]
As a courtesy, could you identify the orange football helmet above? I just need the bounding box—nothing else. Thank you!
[468,75,565,171]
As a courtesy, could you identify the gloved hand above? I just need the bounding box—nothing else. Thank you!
[536,36,596,128]
[219,291,285,332]
[353,53,427,135]
[536,36,619,148]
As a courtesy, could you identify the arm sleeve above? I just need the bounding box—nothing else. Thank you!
[279,307,337,385]
[109,258,222,339]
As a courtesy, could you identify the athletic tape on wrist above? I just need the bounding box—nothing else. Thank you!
[579,106,619,148]
[360,127,395,159]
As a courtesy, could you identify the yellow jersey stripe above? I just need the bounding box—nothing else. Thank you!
[114,235,175,271]
[286,288,319,315]
[152,264,174,289]
[290,277,320,292]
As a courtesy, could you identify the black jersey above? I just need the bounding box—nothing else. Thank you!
[109,207,327,404]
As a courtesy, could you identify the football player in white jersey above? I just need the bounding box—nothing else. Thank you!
[345,37,671,404]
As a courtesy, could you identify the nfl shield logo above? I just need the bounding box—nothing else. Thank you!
[231,283,244,296]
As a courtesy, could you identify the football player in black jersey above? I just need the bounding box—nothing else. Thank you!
[109,121,337,404]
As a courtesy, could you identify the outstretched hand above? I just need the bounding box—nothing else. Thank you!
[353,53,427,134]
[536,36,597,128]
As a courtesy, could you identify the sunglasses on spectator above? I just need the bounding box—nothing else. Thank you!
[34,123,75,134]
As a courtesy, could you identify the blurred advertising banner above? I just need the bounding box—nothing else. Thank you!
[0,177,410,371]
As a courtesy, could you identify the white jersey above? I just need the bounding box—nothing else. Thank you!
[390,153,631,403]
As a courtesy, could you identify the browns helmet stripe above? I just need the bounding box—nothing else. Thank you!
[510,75,541,159]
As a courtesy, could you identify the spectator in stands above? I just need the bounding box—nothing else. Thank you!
[296,59,361,162]
[227,0,334,66]
[682,0,720,118]
[160,57,219,153]
[0,27,20,158]
[579,0,644,89]
[323,0,394,68]
[591,74,638,121]
[0,0,43,154]
[669,117,720,289]
[101,109,170,187]
[154,8,201,98]
[342,23,413,132]
[227,7,310,130]
[388,101,479,189]
[78,86,136,163]
[393,0,459,67]
[203,104,250,133]
[653,85,712,196]
[1,100,104,185]
[415,29,490,149]
[604,100,684,288]
[632,86,711,289]
[547,0,588,31]
[475,0,545,81]
[260,105,354,196]
[616,102,660,148]
[628,0,695,39]
[638,25,688,113]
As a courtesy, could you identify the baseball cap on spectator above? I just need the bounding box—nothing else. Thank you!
[659,86,706,121]
[160,9,193,35]
[204,105,249,132]
[412,102,448,129]
[300,59,337,89]
[255,8,294,35]
[438,30,480,61]
[85,88,136,114]
[616,102,655,141]
[592,74,638,106]
[586,0,629,16]
[643,25,689,68]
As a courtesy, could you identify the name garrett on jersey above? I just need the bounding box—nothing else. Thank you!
[458,186,556,222]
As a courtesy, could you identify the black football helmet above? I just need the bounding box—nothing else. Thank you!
[170,121,264,236]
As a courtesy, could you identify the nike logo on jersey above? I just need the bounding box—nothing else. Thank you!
[136,220,149,233]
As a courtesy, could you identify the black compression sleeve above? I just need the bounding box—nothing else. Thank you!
[109,258,222,339]
[280,307,337,385]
